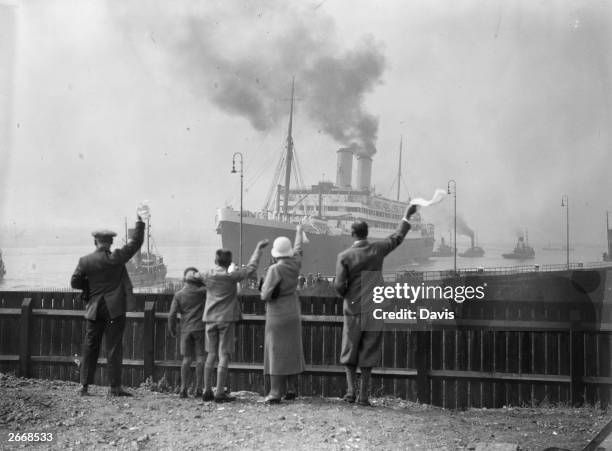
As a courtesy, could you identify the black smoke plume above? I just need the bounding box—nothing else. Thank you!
[113,1,385,156]
[456,214,475,239]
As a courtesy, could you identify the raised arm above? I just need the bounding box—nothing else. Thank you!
[293,225,304,257]
[229,239,270,281]
[375,204,418,256]
[114,216,145,263]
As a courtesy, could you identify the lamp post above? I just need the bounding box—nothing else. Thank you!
[447,180,457,274]
[561,195,569,269]
[231,152,244,266]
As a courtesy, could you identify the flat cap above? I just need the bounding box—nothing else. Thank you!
[91,229,117,238]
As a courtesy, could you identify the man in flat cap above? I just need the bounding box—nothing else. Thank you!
[71,214,145,396]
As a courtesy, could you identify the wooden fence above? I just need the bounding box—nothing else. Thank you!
[0,267,611,409]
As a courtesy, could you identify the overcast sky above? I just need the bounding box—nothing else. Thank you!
[0,0,610,247]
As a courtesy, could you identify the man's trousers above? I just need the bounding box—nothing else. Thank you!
[80,300,125,387]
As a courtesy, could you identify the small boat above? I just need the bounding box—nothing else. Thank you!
[125,216,167,286]
[459,234,485,258]
[502,236,535,260]
[459,246,485,258]
[432,236,454,257]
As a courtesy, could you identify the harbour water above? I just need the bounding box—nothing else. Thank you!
[0,241,605,291]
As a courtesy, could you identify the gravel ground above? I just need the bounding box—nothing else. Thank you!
[0,373,610,450]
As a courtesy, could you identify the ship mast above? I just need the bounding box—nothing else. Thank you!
[396,136,402,201]
[283,78,295,215]
[146,218,151,257]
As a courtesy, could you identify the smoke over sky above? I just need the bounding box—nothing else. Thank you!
[113,1,384,155]
[1,0,611,250]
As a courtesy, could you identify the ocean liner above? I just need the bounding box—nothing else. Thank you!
[216,83,435,275]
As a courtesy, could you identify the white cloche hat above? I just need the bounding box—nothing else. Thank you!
[271,236,293,258]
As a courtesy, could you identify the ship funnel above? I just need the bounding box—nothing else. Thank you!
[470,235,474,248]
[336,148,353,188]
[356,154,372,191]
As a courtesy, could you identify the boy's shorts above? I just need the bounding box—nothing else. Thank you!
[205,321,236,356]
[180,330,206,357]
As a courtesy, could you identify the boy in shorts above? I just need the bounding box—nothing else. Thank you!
[169,267,207,398]
[202,239,268,402]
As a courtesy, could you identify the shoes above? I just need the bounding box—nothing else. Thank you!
[342,393,356,403]
[108,387,133,397]
[78,385,90,397]
[214,392,236,403]
[356,399,372,407]
[179,389,188,398]
[202,390,214,402]
[264,395,281,404]
[283,391,296,401]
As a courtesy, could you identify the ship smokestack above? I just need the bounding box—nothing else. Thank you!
[356,154,372,191]
[470,235,474,248]
[336,148,353,188]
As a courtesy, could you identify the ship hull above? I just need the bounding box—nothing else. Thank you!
[502,254,535,260]
[126,261,167,287]
[217,219,434,275]
[128,269,167,287]
[459,247,485,258]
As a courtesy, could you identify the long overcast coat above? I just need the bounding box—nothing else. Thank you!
[260,231,306,376]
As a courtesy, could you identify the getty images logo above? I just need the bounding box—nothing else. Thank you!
[372,282,487,304]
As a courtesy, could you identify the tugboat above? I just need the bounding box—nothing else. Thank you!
[459,233,485,258]
[125,213,167,286]
[502,235,535,260]
[432,236,454,257]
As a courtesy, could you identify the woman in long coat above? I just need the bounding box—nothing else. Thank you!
[260,224,306,403]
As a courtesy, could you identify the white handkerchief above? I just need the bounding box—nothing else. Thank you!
[410,188,447,207]
[137,201,151,219]
[302,231,310,243]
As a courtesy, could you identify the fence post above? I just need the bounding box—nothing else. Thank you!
[19,298,33,378]
[570,327,585,406]
[143,301,156,380]
[416,330,431,404]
